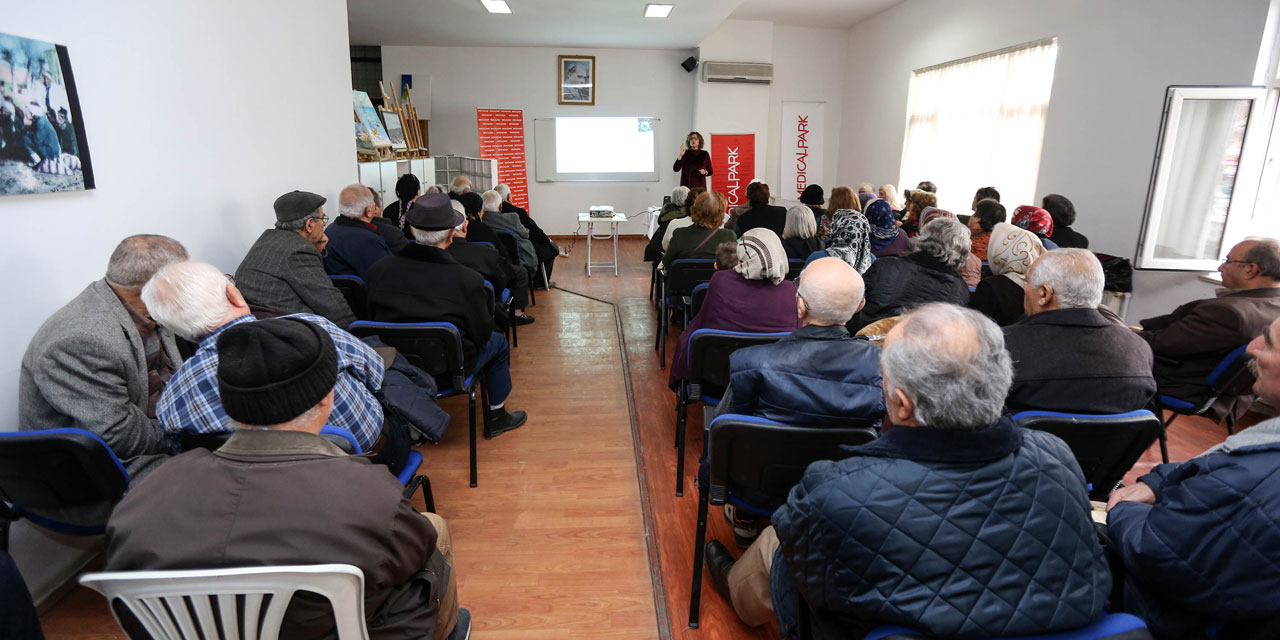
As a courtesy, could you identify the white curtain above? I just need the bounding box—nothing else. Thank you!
[899,39,1059,214]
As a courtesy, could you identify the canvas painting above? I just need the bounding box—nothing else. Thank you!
[558,55,595,106]
[380,109,408,149]
[0,31,93,195]
[353,90,392,150]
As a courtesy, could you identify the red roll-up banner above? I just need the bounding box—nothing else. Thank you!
[710,133,756,209]
[476,108,530,211]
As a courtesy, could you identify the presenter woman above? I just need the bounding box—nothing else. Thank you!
[673,131,713,189]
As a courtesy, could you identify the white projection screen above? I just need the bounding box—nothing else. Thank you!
[534,117,659,182]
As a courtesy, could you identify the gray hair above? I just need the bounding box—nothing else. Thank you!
[450,176,472,195]
[914,217,972,270]
[105,235,188,288]
[338,183,374,218]
[881,303,1012,429]
[425,185,444,194]
[783,204,817,239]
[1244,237,1280,279]
[797,259,865,325]
[141,261,234,341]
[1029,248,1104,309]
[481,189,503,212]
[274,212,321,231]
[412,227,451,246]
[670,186,690,207]
[495,183,512,201]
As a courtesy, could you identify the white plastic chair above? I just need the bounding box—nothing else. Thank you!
[78,564,369,640]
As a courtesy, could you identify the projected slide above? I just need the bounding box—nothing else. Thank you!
[555,117,655,174]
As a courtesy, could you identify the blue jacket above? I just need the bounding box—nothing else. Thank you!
[771,418,1111,639]
[23,114,60,160]
[727,324,885,428]
[1107,422,1280,639]
[324,216,392,279]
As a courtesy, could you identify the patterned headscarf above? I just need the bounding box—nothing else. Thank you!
[988,222,1045,287]
[824,211,875,273]
[734,228,789,285]
[862,198,899,249]
[920,207,956,228]
[1012,205,1055,237]
[858,191,876,210]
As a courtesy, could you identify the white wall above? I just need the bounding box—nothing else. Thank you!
[695,20,774,187]
[381,46,697,236]
[835,0,1271,320]
[3,0,357,600]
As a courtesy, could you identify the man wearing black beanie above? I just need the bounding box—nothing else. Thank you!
[104,318,468,640]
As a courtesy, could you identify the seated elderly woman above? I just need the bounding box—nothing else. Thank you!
[646,185,692,262]
[818,186,859,241]
[848,217,972,332]
[878,183,905,213]
[734,182,787,237]
[667,228,800,385]
[864,198,913,257]
[800,185,825,224]
[805,210,874,273]
[1013,205,1060,249]
[662,191,736,271]
[899,189,937,236]
[968,198,1006,261]
[920,207,982,287]
[970,222,1046,326]
[780,204,822,261]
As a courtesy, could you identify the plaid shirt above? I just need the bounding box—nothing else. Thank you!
[157,313,384,451]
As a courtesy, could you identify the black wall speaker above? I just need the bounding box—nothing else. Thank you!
[681,56,697,73]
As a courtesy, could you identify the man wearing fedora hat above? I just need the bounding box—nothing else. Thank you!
[366,193,529,435]
[234,190,356,328]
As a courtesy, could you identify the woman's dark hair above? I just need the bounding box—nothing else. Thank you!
[799,184,824,206]
[691,191,728,229]
[746,182,770,207]
[394,173,421,204]
[973,198,1006,232]
[458,192,484,218]
[714,241,739,270]
[974,186,1000,202]
[1041,193,1076,227]
[684,187,706,213]
[916,180,936,193]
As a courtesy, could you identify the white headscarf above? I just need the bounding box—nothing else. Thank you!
[734,228,788,285]
[987,222,1045,287]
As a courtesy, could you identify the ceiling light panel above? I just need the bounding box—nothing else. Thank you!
[481,0,512,14]
[644,4,673,18]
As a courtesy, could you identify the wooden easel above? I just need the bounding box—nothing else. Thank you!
[383,80,427,156]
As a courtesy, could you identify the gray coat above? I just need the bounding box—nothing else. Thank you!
[234,229,356,328]
[483,210,537,269]
[19,279,183,480]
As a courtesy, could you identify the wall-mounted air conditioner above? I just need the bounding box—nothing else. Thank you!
[701,61,773,84]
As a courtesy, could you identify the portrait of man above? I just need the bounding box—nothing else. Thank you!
[558,55,595,105]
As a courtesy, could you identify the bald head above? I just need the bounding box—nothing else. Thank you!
[105,235,188,289]
[797,257,865,326]
[338,183,375,221]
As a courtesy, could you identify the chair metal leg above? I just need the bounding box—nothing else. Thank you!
[528,273,536,306]
[649,262,657,302]
[688,481,711,628]
[468,386,478,488]
[510,301,518,349]
[1226,412,1237,436]
[659,305,668,369]
[1160,412,1173,464]
[676,385,688,497]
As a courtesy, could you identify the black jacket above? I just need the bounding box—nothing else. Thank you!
[849,252,970,331]
[1050,226,1089,249]
[366,244,493,373]
[969,274,1027,326]
[372,217,410,253]
[448,238,507,294]
[1004,308,1157,414]
[781,236,821,262]
[501,201,558,263]
[734,204,787,238]
[465,218,516,265]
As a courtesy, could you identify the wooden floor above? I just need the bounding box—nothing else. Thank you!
[37,235,1259,640]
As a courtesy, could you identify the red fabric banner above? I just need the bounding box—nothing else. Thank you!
[476,109,529,211]
[710,133,756,209]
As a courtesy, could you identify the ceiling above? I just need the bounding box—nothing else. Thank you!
[346,0,905,49]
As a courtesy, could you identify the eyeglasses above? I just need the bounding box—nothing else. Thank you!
[313,215,329,225]
[224,274,236,285]
[1221,258,1251,266]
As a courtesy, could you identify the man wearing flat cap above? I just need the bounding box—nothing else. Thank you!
[366,193,529,435]
[234,190,356,328]
[105,318,468,640]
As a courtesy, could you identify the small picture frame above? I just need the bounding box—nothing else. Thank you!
[558,55,595,106]
[379,108,408,150]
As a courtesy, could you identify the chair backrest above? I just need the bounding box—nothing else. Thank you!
[470,240,495,250]
[706,414,877,506]
[1013,410,1163,501]
[864,612,1150,640]
[347,321,466,390]
[1208,344,1256,396]
[80,564,369,640]
[319,425,362,454]
[493,230,520,265]
[690,283,710,318]
[786,259,805,281]
[687,330,789,400]
[328,276,369,320]
[667,259,717,298]
[0,428,130,534]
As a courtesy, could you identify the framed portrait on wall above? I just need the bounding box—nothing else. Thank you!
[558,55,595,106]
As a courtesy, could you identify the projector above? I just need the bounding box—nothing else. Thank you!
[588,205,615,219]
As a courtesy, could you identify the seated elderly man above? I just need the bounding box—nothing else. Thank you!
[105,318,466,640]
[447,212,534,326]
[323,183,393,278]
[703,303,1111,639]
[496,183,558,285]
[1135,238,1280,407]
[143,261,407,469]
[20,235,188,480]
[481,189,538,273]
[1106,315,1280,638]
[848,217,971,331]
[364,186,410,253]
[1005,248,1156,414]
[235,190,355,327]
[366,193,529,435]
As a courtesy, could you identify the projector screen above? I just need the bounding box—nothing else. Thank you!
[534,116,659,182]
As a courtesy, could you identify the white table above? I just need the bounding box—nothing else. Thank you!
[579,212,628,276]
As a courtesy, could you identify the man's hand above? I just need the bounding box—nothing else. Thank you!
[1107,482,1156,512]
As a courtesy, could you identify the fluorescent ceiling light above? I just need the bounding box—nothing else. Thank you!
[644,4,673,18]
[481,0,512,14]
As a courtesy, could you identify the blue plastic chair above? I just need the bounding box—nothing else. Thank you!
[690,282,710,319]
[1012,410,1163,501]
[0,428,131,551]
[654,258,717,369]
[320,425,432,512]
[328,275,369,320]
[864,613,1150,639]
[1156,344,1255,462]
[482,280,517,349]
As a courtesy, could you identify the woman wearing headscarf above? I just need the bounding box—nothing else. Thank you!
[781,204,823,261]
[800,185,826,225]
[918,208,982,287]
[818,186,859,241]
[806,210,874,273]
[849,217,972,332]
[863,198,913,257]
[667,228,800,385]
[969,222,1046,326]
[1012,205,1060,249]
[857,190,876,211]
[968,198,1006,261]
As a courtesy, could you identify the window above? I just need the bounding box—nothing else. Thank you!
[899,38,1059,214]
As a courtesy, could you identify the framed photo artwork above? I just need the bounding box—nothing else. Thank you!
[558,55,594,106]
[379,108,408,150]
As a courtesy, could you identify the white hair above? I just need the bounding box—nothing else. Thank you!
[783,203,817,239]
[797,259,864,325]
[338,183,374,218]
[881,303,1012,429]
[412,227,452,246]
[670,186,690,207]
[913,217,972,270]
[106,235,188,288]
[481,189,503,212]
[450,176,472,195]
[495,184,512,201]
[141,261,235,341]
[1029,248,1105,309]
